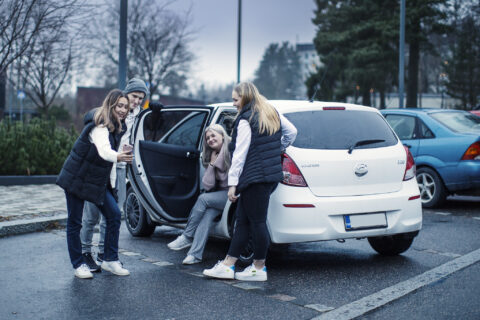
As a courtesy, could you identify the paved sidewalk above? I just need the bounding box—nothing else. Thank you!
[0,184,66,237]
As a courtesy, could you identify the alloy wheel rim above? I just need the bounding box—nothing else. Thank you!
[417,172,435,203]
[125,193,140,229]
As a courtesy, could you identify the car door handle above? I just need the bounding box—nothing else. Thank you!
[186,152,196,159]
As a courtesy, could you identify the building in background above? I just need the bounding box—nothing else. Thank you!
[296,43,322,98]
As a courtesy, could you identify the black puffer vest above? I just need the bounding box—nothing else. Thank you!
[229,103,283,192]
[56,110,126,205]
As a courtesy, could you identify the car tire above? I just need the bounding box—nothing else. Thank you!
[416,167,447,208]
[368,234,415,256]
[125,187,156,237]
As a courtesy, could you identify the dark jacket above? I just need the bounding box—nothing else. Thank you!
[56,110,126,205]
[229,103,283,192]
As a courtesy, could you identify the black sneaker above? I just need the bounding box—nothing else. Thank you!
[83,253,101,272]
[97,253,104,264]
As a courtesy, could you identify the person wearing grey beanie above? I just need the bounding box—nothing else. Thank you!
[80,78,150,270]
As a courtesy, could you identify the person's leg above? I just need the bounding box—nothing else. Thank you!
[116,166,127,216]
[242,183,276,263]
[65,192,85,269]
[80,201,101,254]
[225,193,250,263]
[187,207,222,260]
[184,191,227,239]
[97,189,122,262]
[98,214,106,256]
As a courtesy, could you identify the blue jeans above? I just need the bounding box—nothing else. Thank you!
[66,190,121,269]
[80,166,126,254]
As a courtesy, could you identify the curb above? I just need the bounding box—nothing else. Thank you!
[0,214,67,237]
[0,175,58,186]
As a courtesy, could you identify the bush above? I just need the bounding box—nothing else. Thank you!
[0,118,78,175]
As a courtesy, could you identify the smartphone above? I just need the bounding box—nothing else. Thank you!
[122,144,133,153]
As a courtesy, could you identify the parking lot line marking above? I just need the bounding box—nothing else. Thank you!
[232,282,263,290]
[153,261,174,267]
[434,212,451,216]
[311,248,480,320]
[305,304,334,312]
[268,294,297,302]
[473,217,480,221]
[120,251,141,256]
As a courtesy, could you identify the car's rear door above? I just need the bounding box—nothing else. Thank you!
[383,113,420,156]
[129,106,212,222]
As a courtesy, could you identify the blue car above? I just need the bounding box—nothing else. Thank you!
[381,109,480,207]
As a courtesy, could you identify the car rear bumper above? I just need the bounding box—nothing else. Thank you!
[267,179,422,243]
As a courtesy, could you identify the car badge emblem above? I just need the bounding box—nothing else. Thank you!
[354,163,368,177]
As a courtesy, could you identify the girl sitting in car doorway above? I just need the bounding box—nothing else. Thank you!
[167,124,231,264]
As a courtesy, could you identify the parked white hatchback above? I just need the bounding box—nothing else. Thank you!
[125,100,422,256]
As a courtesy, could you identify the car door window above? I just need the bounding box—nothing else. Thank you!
[143,110,207,148]
[163,112,207,148]
[216,111,237,136]
[419,120,434,138]
[385,115,416,140]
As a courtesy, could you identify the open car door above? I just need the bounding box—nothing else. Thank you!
[128,106,212,223]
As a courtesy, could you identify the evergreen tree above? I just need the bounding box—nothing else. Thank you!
[405,0,449,108]
[253,42,303,99]
[445,14,480,108]
[308,0,398,107]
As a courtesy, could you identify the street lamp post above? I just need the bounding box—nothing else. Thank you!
[398,0,405,108]
[119,0,128,90]
[237,0,242,84]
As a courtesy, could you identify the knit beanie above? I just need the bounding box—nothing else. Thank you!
[123,78,150,97]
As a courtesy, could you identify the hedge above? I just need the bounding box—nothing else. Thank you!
[0,118,78,175]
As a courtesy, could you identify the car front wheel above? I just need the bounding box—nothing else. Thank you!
[368,233,415,255]
[125,187,156,237]
[416,167,447,208]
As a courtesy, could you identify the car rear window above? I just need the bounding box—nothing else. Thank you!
[429,111,480,134]
[284,110,398,149]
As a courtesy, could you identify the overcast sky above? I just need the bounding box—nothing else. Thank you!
[168,0,317,89]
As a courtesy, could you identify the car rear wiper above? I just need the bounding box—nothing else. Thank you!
[348,139,386,154]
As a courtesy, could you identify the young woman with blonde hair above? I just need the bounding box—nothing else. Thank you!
[168,124,232,264]
[203,82,297,281]
[57,89,133,279]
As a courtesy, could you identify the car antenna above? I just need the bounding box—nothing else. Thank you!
[309,86,319,102]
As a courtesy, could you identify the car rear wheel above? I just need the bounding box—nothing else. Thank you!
[125,187,156,237]
[368,233,415,255]
[416,167,447,208]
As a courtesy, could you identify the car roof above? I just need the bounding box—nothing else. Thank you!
[381,108,470,114]
[210,100,379,114]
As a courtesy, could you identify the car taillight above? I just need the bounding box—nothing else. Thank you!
[461,142,480,160]
[403,146,416,181]
[281,154,308,187]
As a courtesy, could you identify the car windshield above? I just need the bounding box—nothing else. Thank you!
[429,111,480,134]
[284,110,397,149]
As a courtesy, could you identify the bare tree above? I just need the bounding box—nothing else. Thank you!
[7,0,91,115]
[91,0,195,96]
[0,0,82,74]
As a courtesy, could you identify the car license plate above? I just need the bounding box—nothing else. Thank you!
[344,213,387,231]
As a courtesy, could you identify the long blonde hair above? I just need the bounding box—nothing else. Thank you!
[94,89,129,133]
[233,82,280,135]
[201,124,231,170]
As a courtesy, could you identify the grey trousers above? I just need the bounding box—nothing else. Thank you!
[80,166,127,254]
[183,190,228,260]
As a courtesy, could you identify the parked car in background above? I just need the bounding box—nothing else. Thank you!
[470,106,480,117]
[381,109,480,207]
[124,101,422,256]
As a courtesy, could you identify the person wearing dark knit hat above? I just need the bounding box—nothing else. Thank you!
[80,78,150,269]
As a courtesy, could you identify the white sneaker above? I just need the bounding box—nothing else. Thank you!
[74,264,93,279]
[234,264,267,281]
[101,261,130,276]
[167,235,192,251]
[182,255,202,265]
[203,261,235,279]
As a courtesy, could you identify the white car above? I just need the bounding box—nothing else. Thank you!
[125,100,422,257]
